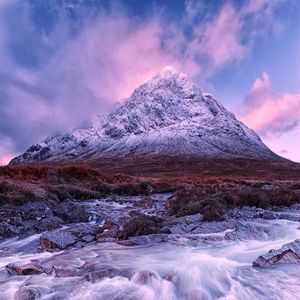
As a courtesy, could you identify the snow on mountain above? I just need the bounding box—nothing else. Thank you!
[10,66,277,165]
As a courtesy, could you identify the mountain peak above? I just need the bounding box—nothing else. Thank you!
[159,65,180,78]
[10,68,277,165]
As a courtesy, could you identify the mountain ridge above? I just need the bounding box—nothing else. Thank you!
[10,66,278,165]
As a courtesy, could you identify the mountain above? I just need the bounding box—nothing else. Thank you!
[10,66,277,165]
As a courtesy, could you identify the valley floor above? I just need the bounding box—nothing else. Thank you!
[0,157,300,299]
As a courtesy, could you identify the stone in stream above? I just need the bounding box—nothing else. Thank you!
[21,202,53,220]
[96,220,120,243]
[14,287,42,300]
[5,262,47,275]
[39,224,100,251]
[0,221,20,238]
[83,265,122,283]
[253,238,300,267]
[131,270,161,285]
[120,214,163,240]
[34,216,63,232]
[39,230,77,251]
[52,202,92,223]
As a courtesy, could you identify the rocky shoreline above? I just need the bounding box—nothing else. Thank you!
[1,162,300,299]
[1,190,300,299]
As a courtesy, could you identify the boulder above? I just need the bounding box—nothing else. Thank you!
[34,216,63,232]
[0,221,20,238]
[96,220,120,243]
[253,238,300,267]
[21,202,53,220]
[52,202,91,223]
[83,266,121,283]
[131,270,160,285]
[120,214,162,239]
[6,262,45,275]
[39,223,100,251]
[39,230,76,251]
[14,287,42,300]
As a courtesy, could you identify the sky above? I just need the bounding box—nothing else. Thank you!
[0,0,299,165]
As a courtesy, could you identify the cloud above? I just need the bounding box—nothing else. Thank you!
[185,0,283,78]
[240,72,300,136]
[239,72,300,162]
[0,0,287,162]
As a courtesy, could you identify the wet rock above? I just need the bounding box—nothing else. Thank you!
[6,262,46,275]
[53,266,82,277]
[0,221,20,238]
[39,223,100,250]
[68,223,100,242]
[34,216,63,232]
[226,207,262,219]
[39,230,77,251]
[0,206,24,225]
[253,239,300,267]
[166,190,226,221]
[133,196,154,209]
[225,221,280,241]
[21,202,53,220]
[83,266,121,282]
[96,220,120,243]
[14,287,42,300]
[191,220,236,235]
[120,214,162,239]
[131,270,160,285]
[261,211,277,220]
[117,239,139,246]
[52,202,91,223]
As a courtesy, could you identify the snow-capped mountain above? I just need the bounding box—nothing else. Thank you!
[10,66,277,165]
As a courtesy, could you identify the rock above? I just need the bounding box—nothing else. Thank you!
[120,214,162,239]
[0,206,24,224]
[131,270,160,285]
[226,207,262,219]
[39,223,100,250]
[34,216,63,232]
[186,220,236,235]
[83,266,121,283]
[21,202,53,220]
[166,190,226,221]
[133,197,154,209]
[253,239,300,267]
[52,202,91,223]
[68,223,100,243]
[201,202,225,221]
[225,220,282,241]
[0,221,20,238]
[6,262,46,275]
[117,239,139,246]
[96,220,120,243]
[53,266,82,277]
[14,287,42,300]
[39,230,76,251]
[261,211,277,220]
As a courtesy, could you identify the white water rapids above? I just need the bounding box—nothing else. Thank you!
[0,217,300,300]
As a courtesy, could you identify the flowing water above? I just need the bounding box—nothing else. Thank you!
[0,203,300,300]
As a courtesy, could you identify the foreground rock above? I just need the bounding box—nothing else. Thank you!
[6,262,47,275]
[120,213,163,239]
[253,239,300,267]
[39,224,101,251]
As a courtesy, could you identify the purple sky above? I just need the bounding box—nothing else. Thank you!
[0,0,299,164]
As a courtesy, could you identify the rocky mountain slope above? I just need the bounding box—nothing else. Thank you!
[10,66,277,165]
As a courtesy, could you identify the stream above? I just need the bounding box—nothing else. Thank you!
[0,196,300,300]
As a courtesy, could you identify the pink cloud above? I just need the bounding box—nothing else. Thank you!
[0,145,14,166]
[240,72,300,136]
